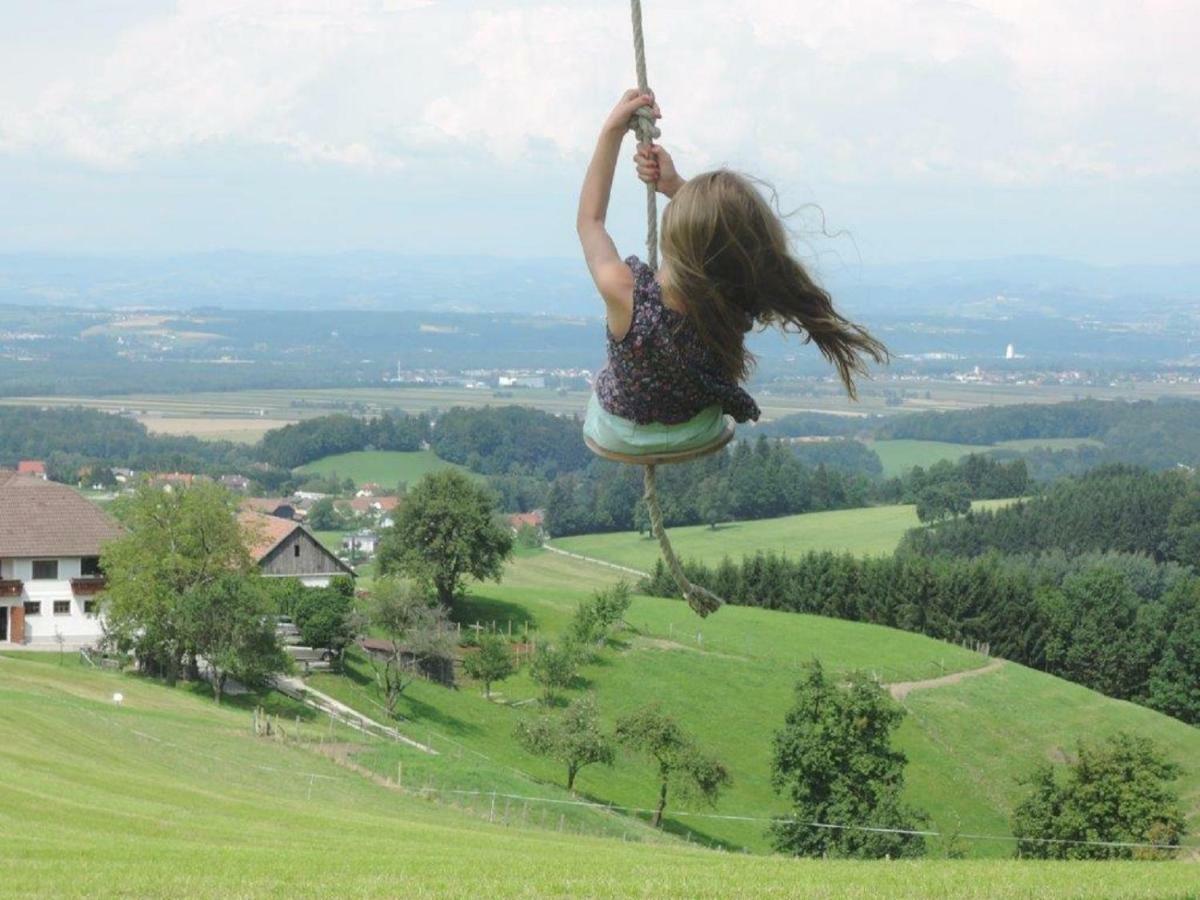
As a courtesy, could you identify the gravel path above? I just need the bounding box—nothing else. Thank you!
[887,658,1005,701]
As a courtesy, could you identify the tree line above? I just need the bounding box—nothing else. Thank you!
[545,438,1028,537]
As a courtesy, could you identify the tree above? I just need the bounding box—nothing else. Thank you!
[616,703,730,828]
[916,482,972,523]
[568,582,633,649]
[366,578,453,716]
[769,661,928,858]
[1012,732,1186,860]
[376,470,513,606]
[515,694,614,791]
[529,642,578,704]
[306,497,344,531]
[178,574,288,704]
[462,633,515,699]
[292,578,356,661]
[101,482,256,684]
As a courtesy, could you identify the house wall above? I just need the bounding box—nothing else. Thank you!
[260,530,349,582]
[3,556,104,645]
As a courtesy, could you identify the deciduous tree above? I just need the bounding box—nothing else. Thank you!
[515,694,614,791]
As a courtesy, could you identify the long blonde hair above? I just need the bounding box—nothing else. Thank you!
[659,170,888,398]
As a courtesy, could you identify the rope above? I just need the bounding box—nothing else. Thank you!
[644,465,722,617]
[628,1,722,618]
[629,0,660,270]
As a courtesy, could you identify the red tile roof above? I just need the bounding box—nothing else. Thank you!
[17,460,46,475]
[0,472,124,557]
[238,511,302,561]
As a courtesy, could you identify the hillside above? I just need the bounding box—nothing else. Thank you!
[297,449,469,485]
[550,499,1014,572]
[2,643,1198,896]
[302,550,1200,860]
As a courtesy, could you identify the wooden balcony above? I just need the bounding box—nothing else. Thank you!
[70,577,107,596]
[0,579,23,598]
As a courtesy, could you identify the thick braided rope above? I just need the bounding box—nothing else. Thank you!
[630,0,721,618]
[630,0,660,270]
[643,466,722,617]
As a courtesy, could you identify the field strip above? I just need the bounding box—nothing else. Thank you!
[542,544,649,578]
[887,658,1005,701]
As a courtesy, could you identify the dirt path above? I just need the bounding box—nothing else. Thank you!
[887,658,1005,701]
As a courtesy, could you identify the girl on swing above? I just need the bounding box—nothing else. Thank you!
[578,89,888,456]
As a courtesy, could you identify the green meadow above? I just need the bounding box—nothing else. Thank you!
[297,449,469,486]
[868,437,1104,477]
[550,499,1014,572]
[4,560,1199,895]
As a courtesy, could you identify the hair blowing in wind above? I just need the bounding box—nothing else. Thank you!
[660,170,889,397]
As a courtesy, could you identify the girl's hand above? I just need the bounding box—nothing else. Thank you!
[634,144,685,198]
[603,88,660,136]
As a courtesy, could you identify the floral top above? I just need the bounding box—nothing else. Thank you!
[594,256,761,426]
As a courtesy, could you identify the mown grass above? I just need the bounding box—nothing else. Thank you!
[291,549,1200,862]
[2,653,1197,897]
[297,449,469,486]
[867,437,1104,478]
[550,499,1013,572]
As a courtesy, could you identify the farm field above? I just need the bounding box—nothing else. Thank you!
[867,439,985,476]
[297,449,469,486]
[868,437,1104,477]
[549,499,1014,572]
[3,378,1198,440]
[2,658,1195,897]
[139,415,294,443]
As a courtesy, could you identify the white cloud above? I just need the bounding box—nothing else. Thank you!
[0,0,1196,186]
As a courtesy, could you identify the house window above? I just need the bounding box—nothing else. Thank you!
[23,601,40,616]
[294,544,301,558]
[53,600,70,615]
[32,560,59,580]
[81,556,103,577]
[84,600,97,615]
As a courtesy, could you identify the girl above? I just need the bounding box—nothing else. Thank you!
[577,89,888,456]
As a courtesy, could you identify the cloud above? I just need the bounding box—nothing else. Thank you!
[0,0,1196,187]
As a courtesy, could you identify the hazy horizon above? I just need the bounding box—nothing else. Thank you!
[2,1,1197,267]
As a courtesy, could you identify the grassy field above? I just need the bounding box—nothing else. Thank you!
[297,449,468,486]
[290,547,1200,863]
[549,499,1013,572]
[4,657,1198,897]
[868,437,1105,477]
[139,415,294,443]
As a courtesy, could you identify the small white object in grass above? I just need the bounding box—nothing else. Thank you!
[112,692,124,706]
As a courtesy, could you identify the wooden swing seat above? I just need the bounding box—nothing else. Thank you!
[584,424,735,467]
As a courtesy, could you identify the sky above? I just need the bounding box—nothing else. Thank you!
[1,0,1197,266]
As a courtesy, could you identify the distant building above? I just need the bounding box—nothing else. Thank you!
[1005,343,1016,360]
[242,497,297,520]
[219,474,252,493]
[0,471,124,646]
[507,510,546,536]
[16,461,47,480]
[342,530,380,556]
[240,512,355,588]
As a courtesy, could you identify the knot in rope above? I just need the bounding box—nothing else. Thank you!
[629,105,661,143]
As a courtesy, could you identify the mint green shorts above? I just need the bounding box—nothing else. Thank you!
[583,393,729,456]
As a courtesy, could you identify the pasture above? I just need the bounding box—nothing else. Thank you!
[549,499,1013,572]
[296,449,468,486]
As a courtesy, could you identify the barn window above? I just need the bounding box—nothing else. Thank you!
[81,556,102,577]
[23,602,40,616]
[32,560,59,580]
[294,544,301,558]
[53,600,70,615]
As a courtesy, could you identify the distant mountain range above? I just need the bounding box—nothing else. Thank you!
[1,252,1197,322]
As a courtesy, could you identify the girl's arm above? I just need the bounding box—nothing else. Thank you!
[576,89,659,340]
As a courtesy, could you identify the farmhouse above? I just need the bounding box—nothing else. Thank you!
[240,511,355,587]
[0,471,123,645]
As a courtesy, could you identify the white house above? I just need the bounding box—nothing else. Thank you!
[0,471,124,646]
